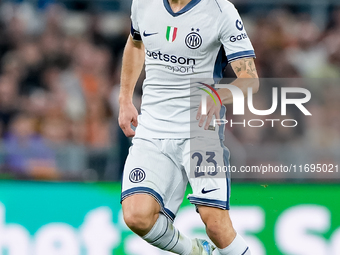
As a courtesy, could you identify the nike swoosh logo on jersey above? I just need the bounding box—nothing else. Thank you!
[143,31,158,37]
[201,188,220,194]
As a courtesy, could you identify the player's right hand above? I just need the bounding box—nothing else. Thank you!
[118,101,138,137]
[196,95,221,130]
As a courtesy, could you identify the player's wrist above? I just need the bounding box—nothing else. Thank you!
[216,88,232,105]
[119,95,133,106]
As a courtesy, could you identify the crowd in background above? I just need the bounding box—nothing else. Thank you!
[0,1,339,180]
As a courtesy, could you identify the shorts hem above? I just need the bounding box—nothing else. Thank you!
[121,187,176,221]
[188,196,230,210]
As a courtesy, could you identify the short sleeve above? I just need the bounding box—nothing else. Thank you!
[130,0,142,41]
[219,5,255,62]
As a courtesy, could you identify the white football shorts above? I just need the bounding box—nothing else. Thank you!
[121,135,231,222]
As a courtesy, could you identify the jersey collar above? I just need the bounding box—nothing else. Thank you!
[163,0,202,17]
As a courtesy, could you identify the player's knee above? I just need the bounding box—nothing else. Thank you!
[122,194,160,232]
[123,206,158,235]
[122,194,161,234]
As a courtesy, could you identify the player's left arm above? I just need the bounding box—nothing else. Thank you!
[197,57,259,130]
[197,3,259,129]
[218,57,259,104]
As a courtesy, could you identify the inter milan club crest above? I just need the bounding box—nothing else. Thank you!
[185,28,202,49]
[129,168,146,183]
[166,26,178,42]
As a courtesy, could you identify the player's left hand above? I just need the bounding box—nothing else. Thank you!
[196,96,221,130]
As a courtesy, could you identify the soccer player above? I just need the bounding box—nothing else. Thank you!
[119,0,259,254]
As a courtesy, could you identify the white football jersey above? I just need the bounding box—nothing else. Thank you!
[130,0,255,138]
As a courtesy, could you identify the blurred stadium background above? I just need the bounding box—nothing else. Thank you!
[0,0,339,254]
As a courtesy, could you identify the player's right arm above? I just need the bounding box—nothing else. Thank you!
[118,35,145,137]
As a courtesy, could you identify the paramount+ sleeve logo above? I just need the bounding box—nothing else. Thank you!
[199,83,312,128]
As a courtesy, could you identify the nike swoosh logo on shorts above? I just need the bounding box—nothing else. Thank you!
[201,188,220,194]
[143,31,158,37]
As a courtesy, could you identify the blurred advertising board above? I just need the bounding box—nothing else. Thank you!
[0,181,339,255]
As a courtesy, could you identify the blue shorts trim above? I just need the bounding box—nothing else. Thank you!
[121,187,175,221]
[188,197,230,210]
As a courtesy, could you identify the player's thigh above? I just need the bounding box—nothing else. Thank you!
[183,137,231,210]
[121,138,186,221]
